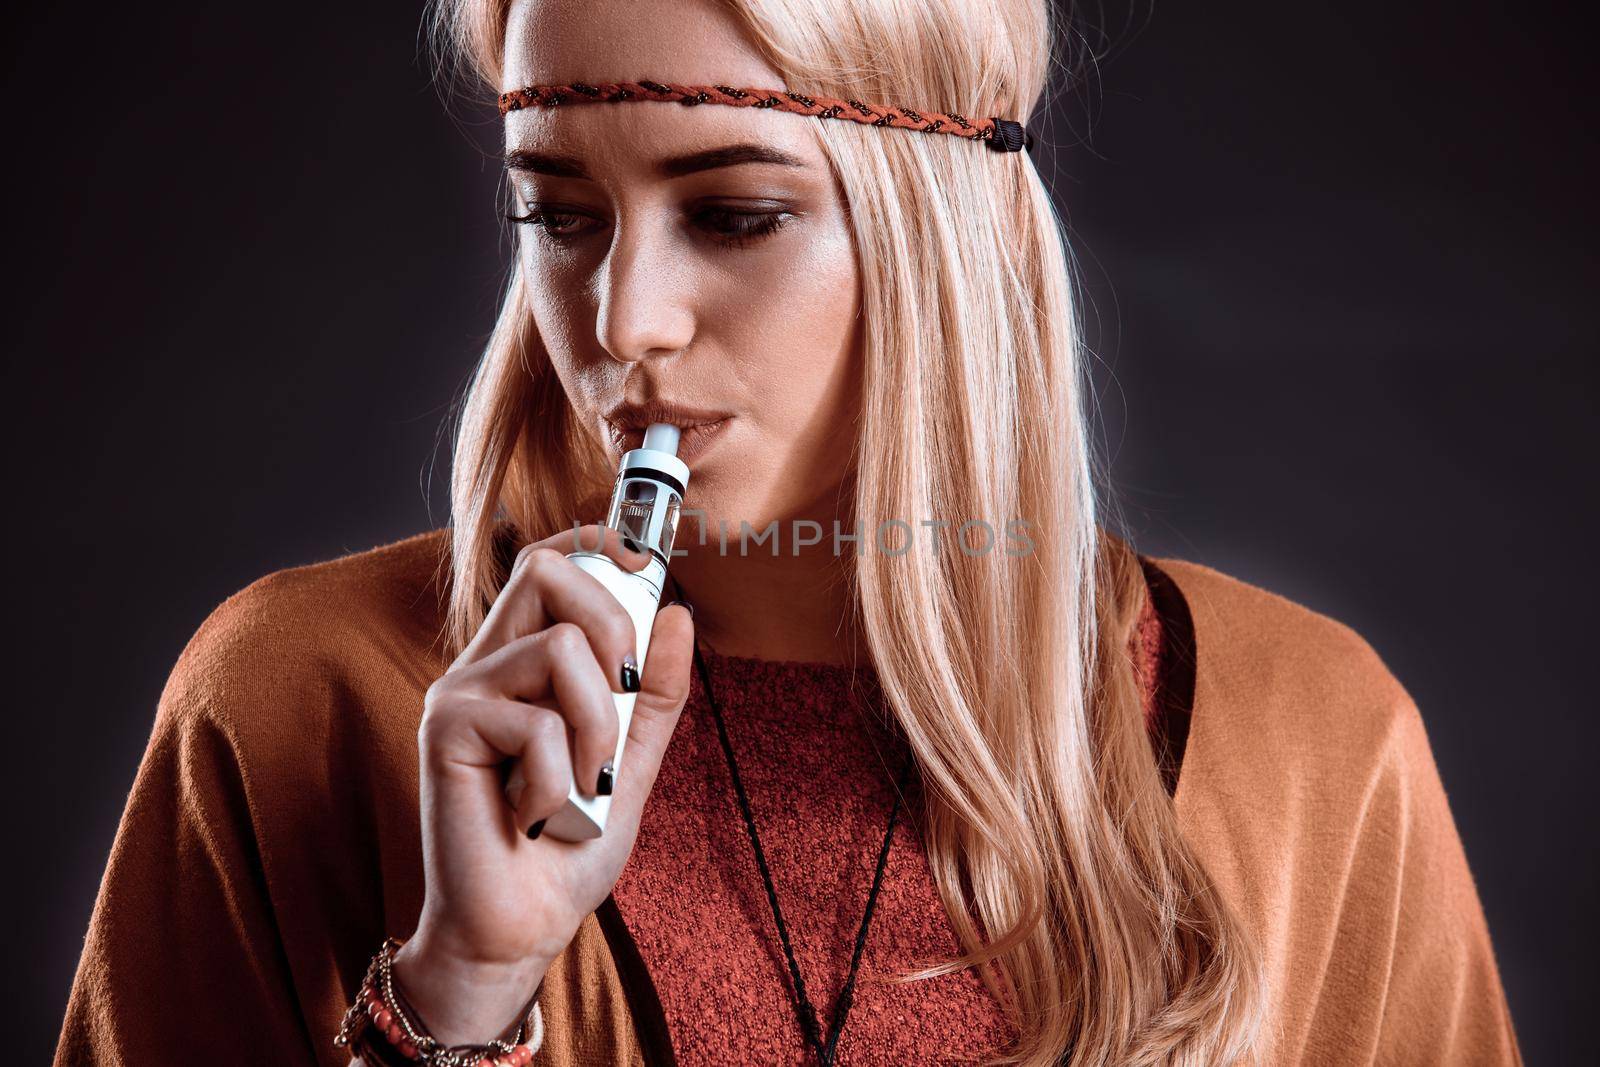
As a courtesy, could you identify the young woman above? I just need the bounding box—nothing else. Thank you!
[55,0,1521,1064]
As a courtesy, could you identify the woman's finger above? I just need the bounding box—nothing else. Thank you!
[508,704,578,835]
[420,693,575,839]
[419,694,576,844]
[444,623,620,796]
[452,525,651,676]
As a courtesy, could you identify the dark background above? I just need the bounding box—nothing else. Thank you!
[9,1,1593,1061]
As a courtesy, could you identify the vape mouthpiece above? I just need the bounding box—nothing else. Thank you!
[642,422,680,456]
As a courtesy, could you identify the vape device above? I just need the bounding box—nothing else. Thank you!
[544,422,690,841]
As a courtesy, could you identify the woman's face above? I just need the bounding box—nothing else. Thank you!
[502,0,862,538]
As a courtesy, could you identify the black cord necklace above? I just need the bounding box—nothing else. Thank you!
[689,633,914,1067]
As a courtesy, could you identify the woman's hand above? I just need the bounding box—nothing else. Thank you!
[391,524,695,1045]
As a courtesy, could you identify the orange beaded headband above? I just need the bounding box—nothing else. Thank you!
[497,78,1034,153]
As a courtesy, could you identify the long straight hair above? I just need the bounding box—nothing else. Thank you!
[428,1,1266,1062]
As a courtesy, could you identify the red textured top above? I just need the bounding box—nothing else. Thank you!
[610,593,1167,1065]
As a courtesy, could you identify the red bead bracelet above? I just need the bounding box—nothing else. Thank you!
[334,937,545,1067]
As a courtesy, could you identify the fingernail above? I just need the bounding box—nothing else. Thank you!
[596,760,615,796]
[526,819,546,841]
[668,599,695,618]
[622,535,645,554]
[620,653,641,693]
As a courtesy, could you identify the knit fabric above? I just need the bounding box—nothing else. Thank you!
[610,597,1164,1065]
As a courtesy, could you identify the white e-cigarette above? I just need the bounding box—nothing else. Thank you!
[544,422,689,841]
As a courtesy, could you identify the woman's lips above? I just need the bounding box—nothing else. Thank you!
[607,418,731,466]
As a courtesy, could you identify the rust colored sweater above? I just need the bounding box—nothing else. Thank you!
[54,528,1521,1065]
[607,600,1167,1065]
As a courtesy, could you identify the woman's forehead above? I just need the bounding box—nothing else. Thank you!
[502,0,781,91]
[501,99,827,176]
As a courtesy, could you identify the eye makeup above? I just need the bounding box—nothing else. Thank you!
[504,199,796,251]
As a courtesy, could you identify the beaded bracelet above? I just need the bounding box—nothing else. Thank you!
[334,937,545,1067]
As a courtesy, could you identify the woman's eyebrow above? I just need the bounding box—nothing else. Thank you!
[503,143,809,179]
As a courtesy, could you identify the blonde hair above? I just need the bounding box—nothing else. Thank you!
[428,0,1267,1062]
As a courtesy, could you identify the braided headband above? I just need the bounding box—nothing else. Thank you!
[498,79,1034,153]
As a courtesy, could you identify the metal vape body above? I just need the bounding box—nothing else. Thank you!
[545,423,689,841]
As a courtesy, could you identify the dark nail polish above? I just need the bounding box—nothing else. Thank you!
[620,653,641,693]
[596,760,615,796]
[668,599,695,618]
[526,819,546,841]
[622,535,645,554]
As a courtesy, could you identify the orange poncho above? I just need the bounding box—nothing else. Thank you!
[55,529,1521,1064]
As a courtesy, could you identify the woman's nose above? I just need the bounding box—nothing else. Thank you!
[594,219,695,364]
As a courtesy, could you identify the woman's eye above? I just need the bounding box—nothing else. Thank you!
[504,204,587,237]
[693,207,792,249]
[504,202,792,249]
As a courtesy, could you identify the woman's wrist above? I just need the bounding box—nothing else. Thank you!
[390,934,552,1047]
